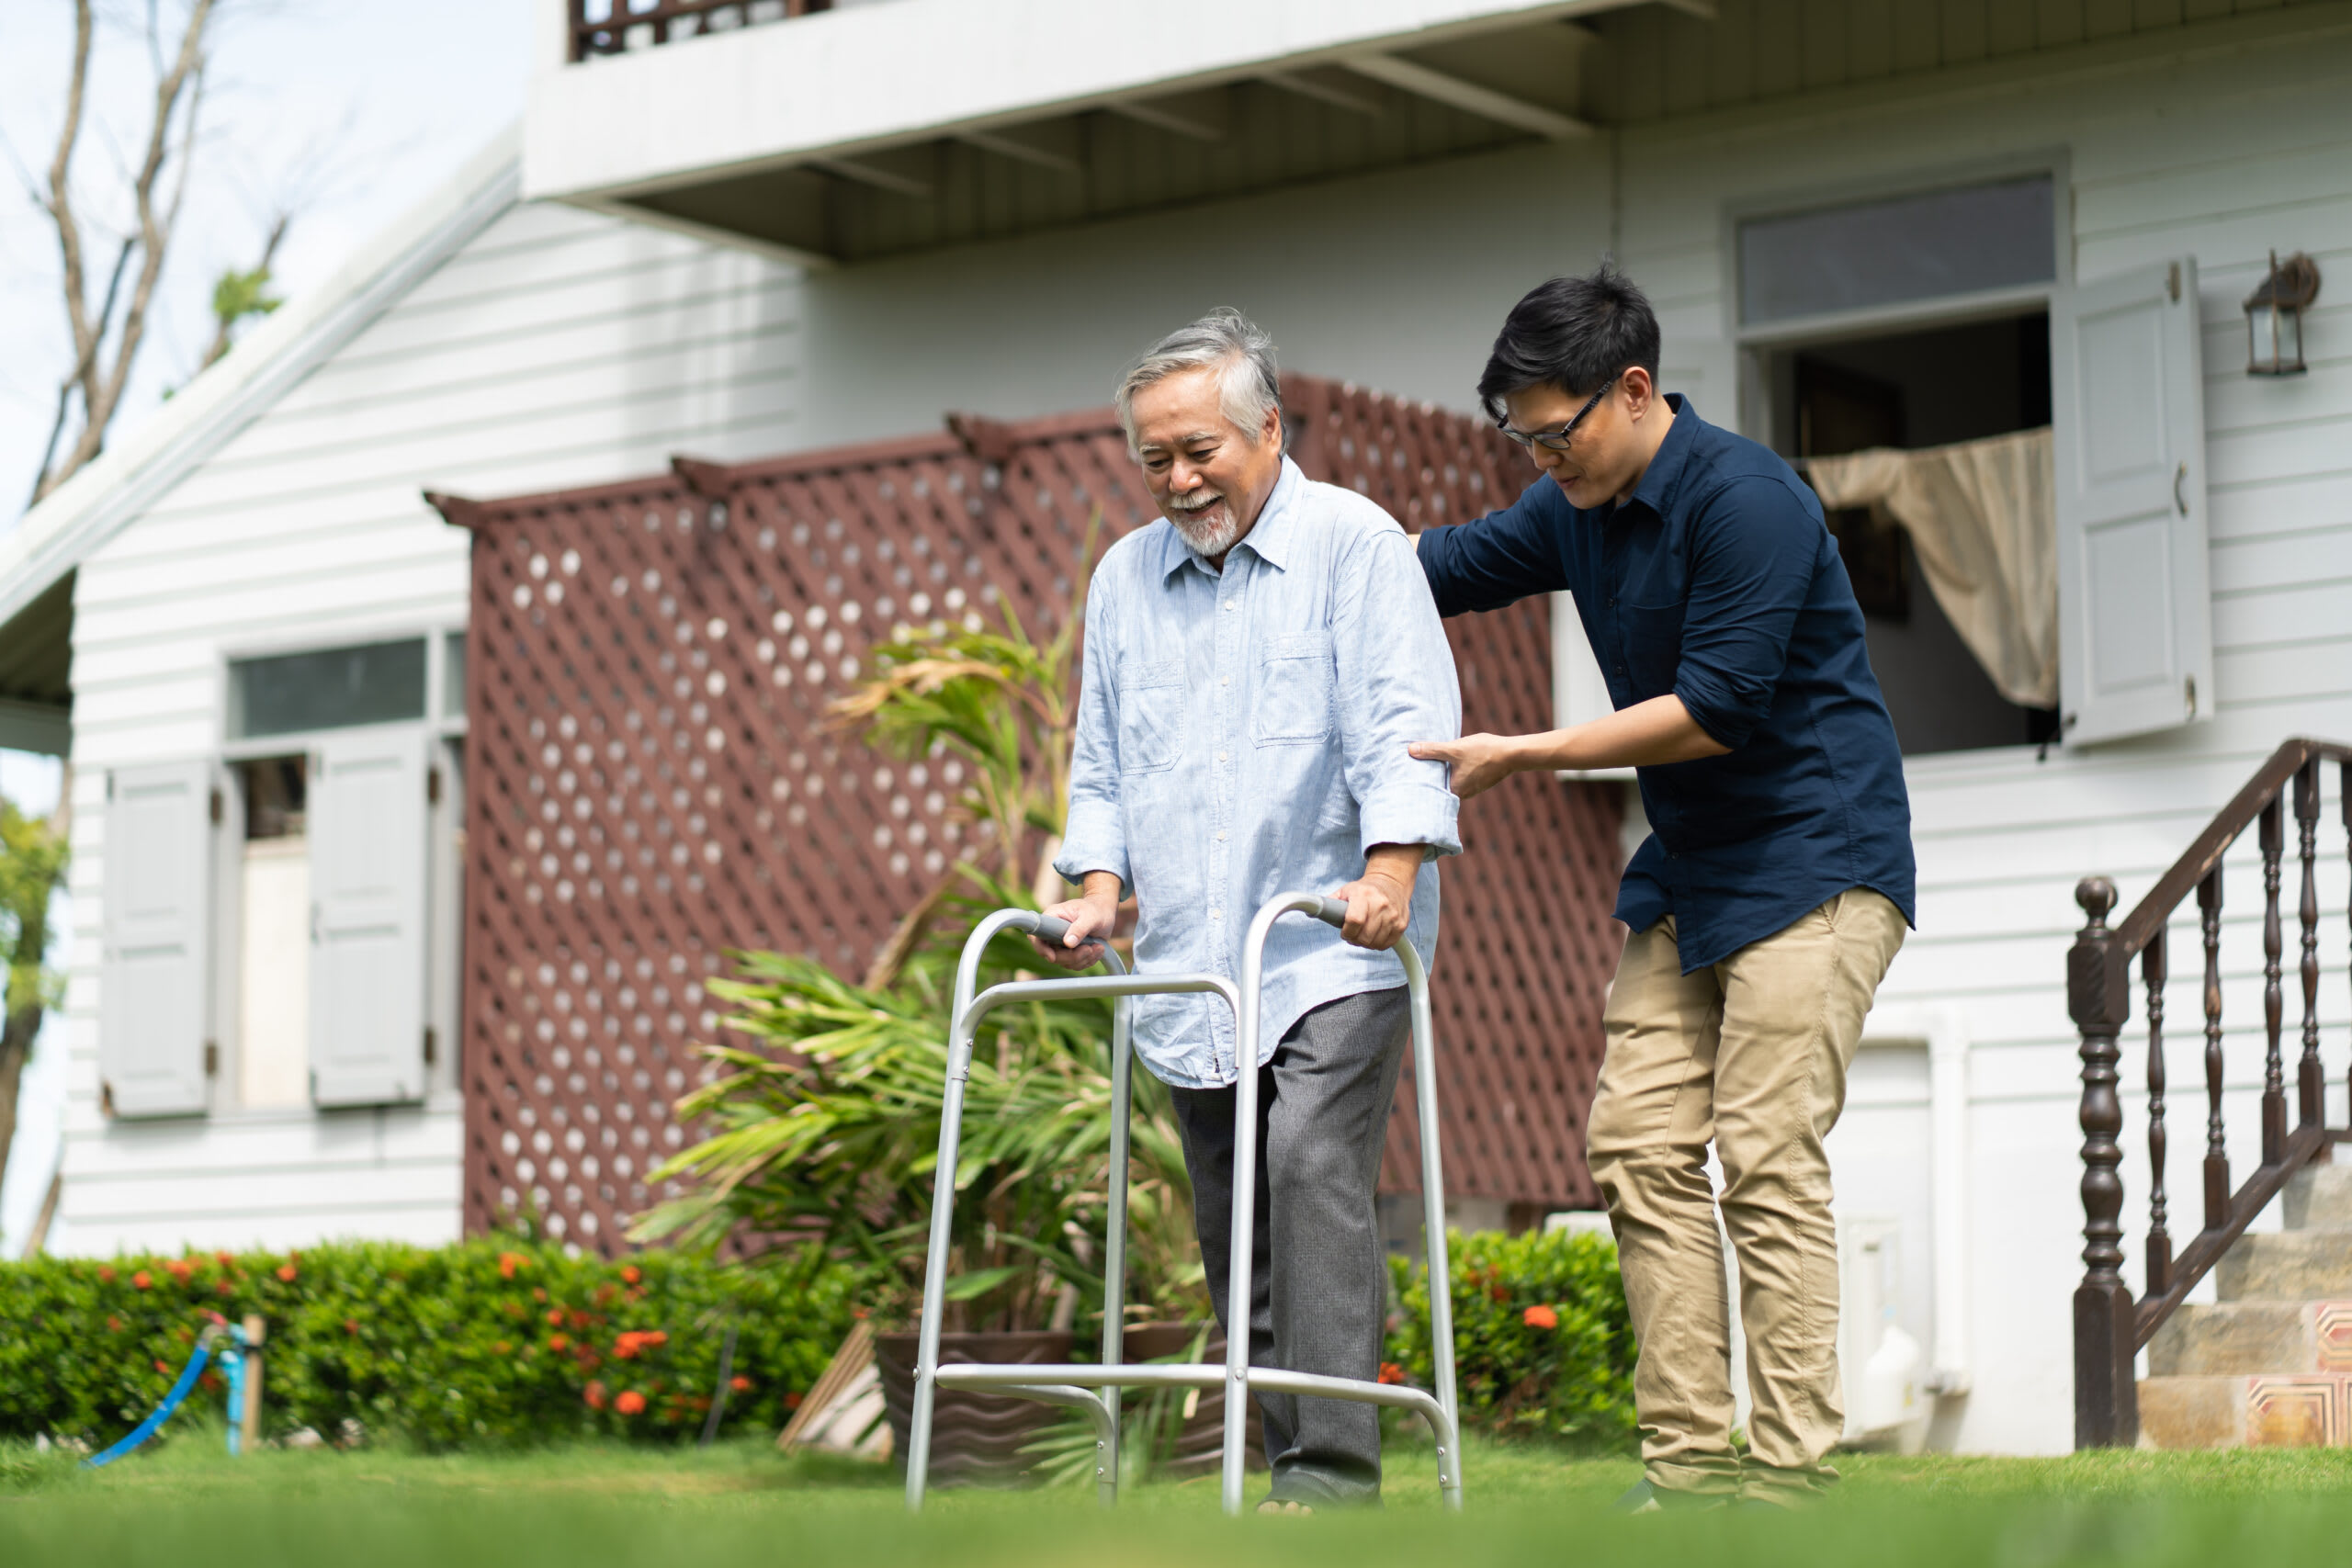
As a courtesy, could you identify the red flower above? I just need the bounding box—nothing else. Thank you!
[620,1265,641,1285]
[615,1391,646,1416]
[131,1270,153,1291]
[276,1263,298,1282]
[215,1250,235,1268]
[154,1359,169,1375]
[106,1315,122,1333]
[345,1319,361,1336]
[547,1309,565,1326]
[1523,1304,1559,1330]
[614,1334,640,1360]
[532,1287,548,1303]
[98,1266,116,1283]
[165,1258,194,1283]
[783,1391,803,1410]
[215,1280,232,1296]
[493,1341,512,1355]
[1377,1363,1407,1385]
[548,1334,570,1352]
[729,1375,752,1393]
[499,1251,526,1280]
[584,1381,608,1410]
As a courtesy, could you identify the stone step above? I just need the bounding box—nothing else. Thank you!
[2147,1300,2352,1375]
[2217,1231,2352,1300]
[2284,1163,2352,1231]
[2140,1373,2352,1449]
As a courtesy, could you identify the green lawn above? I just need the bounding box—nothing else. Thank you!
[9,1431,2352,1567]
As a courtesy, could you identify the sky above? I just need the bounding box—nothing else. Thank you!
[0,0,535,1255]
[0,0,537,520]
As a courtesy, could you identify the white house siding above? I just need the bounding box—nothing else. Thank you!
[59,195,804,1257]
[756,8,2352,1454]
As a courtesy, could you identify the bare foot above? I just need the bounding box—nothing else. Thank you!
[1255,1500,1315,1517]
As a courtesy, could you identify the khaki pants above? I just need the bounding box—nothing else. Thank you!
[1586,889,1906,1503]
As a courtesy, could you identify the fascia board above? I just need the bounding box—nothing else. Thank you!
[525,0,1633,200]
[0,126,525,630]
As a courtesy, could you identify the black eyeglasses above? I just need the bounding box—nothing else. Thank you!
[1498,372,1620,453]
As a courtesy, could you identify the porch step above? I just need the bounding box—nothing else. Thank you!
[2139,1373,2352,1450]
[2136,1166,2352,1448]
[2147,1300,2352,1375]
[2283,1163,2352,1230]
[2217,1232,2352,1301]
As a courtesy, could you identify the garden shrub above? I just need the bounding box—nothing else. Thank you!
[1387,1226,1636,1452]
[0,1237,863,1452]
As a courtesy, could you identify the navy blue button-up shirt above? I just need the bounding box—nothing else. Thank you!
[1418,396,1915,972]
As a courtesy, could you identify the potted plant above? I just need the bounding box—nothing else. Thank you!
[638,570,1216,1483]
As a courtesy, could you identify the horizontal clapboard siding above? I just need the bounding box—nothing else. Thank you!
[56,195,802,1257]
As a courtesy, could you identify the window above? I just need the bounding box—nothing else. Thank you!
[228,637,426,739]
[1738,177,2055,326]
[442,630,468,722]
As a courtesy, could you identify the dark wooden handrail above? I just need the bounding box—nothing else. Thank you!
[2072,736,2352,1450]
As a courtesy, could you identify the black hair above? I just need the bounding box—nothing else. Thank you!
[1476,263,1661,422]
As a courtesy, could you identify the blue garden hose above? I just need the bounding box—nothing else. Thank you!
[85,1322,246,1469]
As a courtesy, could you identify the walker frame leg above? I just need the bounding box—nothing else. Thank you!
[906,898,1462,1517]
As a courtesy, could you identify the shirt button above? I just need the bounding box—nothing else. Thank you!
[1216,750,1227,761]
[1223,601,1236,612]
[1613,665,1627,676]
[1216,831,1227,841]
[1220,675,1230,686]
[1210,908,1223,919]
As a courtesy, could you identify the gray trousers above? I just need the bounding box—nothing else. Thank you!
[1169,986,1410,1506]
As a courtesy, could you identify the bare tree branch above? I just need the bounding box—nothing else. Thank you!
[32,0,219,507]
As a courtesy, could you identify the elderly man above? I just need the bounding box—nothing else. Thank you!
[1034,309,1461,1511]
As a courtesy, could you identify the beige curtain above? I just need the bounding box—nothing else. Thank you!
[1806,426,2057,709]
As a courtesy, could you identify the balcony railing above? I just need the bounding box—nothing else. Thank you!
[568,0,832,61]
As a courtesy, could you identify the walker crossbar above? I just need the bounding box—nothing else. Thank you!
[906,897,1463,1517]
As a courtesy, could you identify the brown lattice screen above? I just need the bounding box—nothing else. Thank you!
[438,374,1623,1256]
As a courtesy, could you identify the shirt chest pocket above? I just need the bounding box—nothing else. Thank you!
[1250,631,1335,745]
[1117,658,1186,774]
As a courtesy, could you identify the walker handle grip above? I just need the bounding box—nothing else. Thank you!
[1307,896,1350,929]
[1030,913,1080,949]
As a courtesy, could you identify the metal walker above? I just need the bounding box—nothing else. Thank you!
[905,892,1462,1516]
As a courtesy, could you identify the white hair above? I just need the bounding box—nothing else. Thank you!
[1113,309,1283,457]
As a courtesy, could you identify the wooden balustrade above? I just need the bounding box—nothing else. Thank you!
[2072,737,2352,1448]
[568,0,830,61]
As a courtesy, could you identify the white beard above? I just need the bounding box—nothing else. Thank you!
[1166,492,1245,558]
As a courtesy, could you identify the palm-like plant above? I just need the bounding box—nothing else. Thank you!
[637,544,1207,1333]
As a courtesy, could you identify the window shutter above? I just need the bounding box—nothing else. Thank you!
[308,728,430,1106]
[99,761,214,1117]
[2052,256,2214,746]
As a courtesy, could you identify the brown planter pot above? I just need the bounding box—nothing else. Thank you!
[1116,1323,1266,1479]
[876,1324,1264,1488]
[876,1329,1073,1487]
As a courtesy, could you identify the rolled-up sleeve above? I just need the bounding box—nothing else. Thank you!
[1417,477,1570,617]
[1335,525,1463,860]
[1672,477,1818,750]
[1053,566,1131,896]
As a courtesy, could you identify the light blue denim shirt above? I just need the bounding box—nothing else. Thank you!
[1055,457,1464,1089]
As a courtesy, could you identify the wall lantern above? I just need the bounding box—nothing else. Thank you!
[2244,251,2321,377]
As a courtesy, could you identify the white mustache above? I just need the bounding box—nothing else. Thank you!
[1167,490,1223,513]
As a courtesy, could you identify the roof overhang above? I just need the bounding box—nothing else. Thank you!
[526,0,1703,265]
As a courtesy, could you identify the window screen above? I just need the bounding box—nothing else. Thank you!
[229,638,427,739]
[1739,176,2055,326]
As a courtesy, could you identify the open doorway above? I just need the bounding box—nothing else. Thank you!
[1765,313,2058,756]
